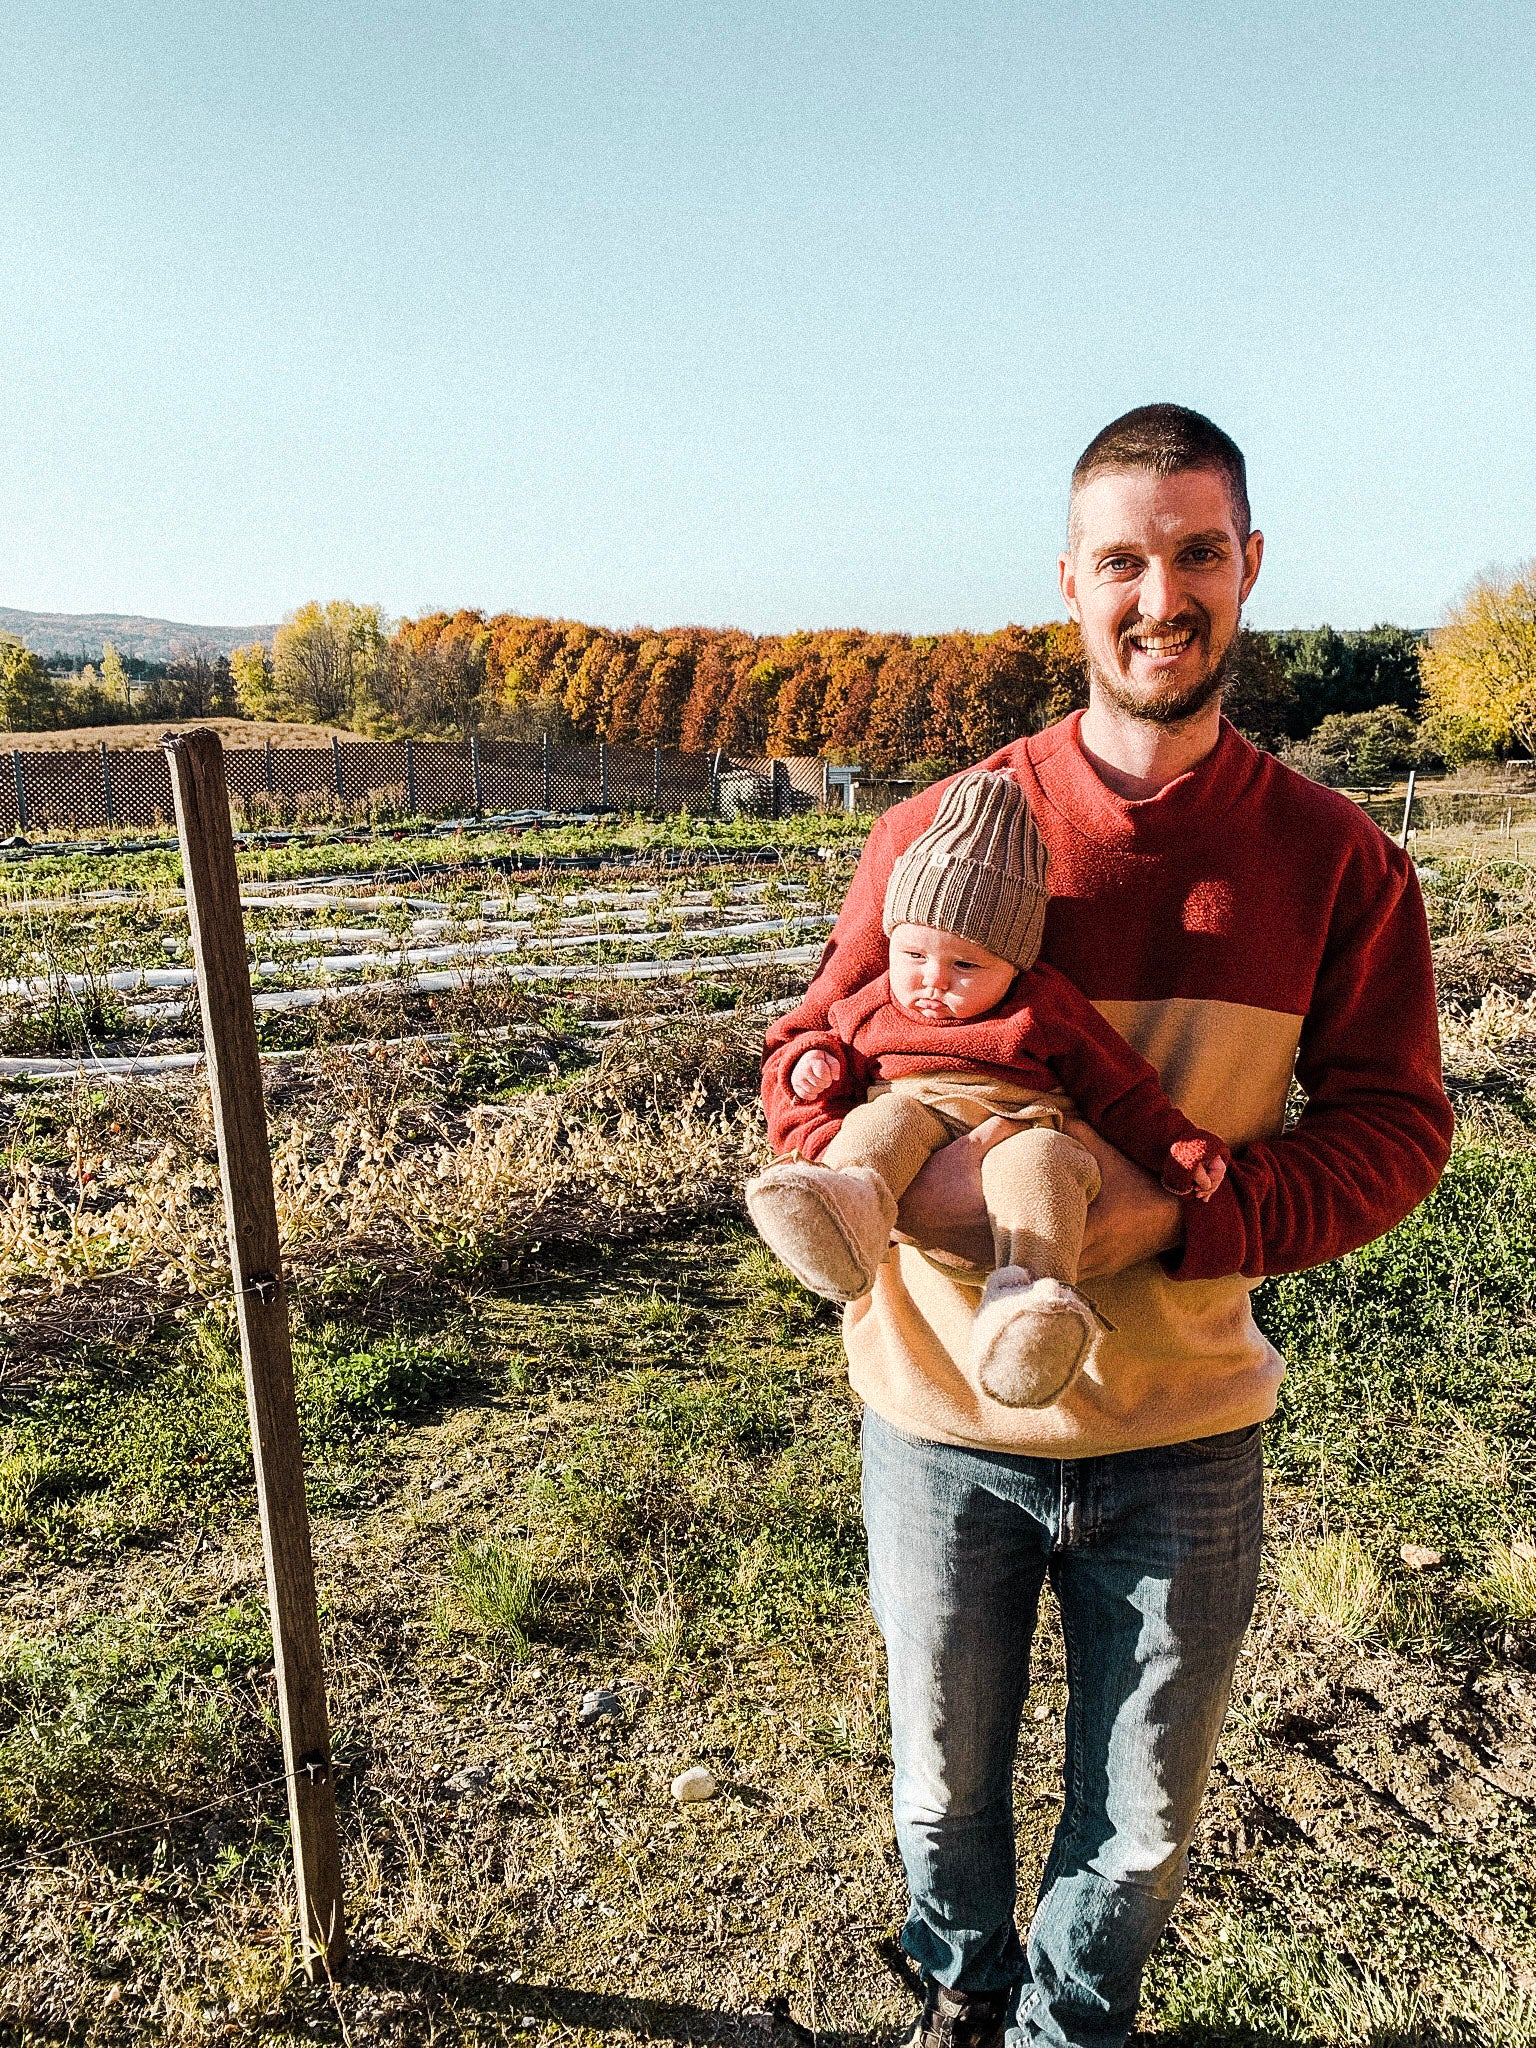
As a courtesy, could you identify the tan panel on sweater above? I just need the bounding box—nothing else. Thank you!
[1092,997,1302,1146]
[845,996,1305,1458]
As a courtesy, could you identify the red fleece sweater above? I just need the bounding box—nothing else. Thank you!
[783,968,1230,1194]
[765,715,1452,1285]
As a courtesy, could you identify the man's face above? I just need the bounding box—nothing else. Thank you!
[1058,466,1263,726]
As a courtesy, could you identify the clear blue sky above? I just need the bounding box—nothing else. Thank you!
[3,1,1534,635]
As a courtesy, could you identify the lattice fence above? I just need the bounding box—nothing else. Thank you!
[0,738,822,833]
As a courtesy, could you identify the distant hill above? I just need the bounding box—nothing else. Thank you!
[0,607,277,662]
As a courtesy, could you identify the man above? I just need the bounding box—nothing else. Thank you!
[761,406,1452,2048]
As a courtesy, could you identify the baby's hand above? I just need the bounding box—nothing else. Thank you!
[790,1049,843,1101]
[1190,1157,1227,1203]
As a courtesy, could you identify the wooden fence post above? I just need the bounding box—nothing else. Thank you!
[331,734,345,800]
[542,733,552,811]
[405,737,417,815]
[265,738,275,796]
[599,740,608,811]
[470,734,485,814]
[12,751,27,833]
[163,730,347,1982]
[101,742,115,827]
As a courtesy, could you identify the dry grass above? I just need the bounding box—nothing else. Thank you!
[0,1007,772,1368]
[5,718,363,754]
[1481,1534,1536,1623]
[1275,1531,1388,1644]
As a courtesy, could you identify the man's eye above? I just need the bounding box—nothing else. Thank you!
[1184,545,1221,564]
[1100,555,1138,575]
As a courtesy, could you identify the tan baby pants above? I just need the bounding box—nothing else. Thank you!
[821,1073,1103,1286]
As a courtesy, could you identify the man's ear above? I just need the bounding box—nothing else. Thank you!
[1058,549,1081,621]
[1239,529,1264,604]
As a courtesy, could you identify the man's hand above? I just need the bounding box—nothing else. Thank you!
[790,1049,843,1101]
[1063,1115,1184,1279]
[895,1116,1026,1269]
[894,1113,1186,1279]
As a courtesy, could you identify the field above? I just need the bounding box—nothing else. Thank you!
[2,806,1536,2046]
[2,721,362,755]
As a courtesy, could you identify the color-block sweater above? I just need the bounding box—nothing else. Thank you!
[782,969,1230,1194]
[762,714,1453,1457]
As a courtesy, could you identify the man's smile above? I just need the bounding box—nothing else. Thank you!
[1124,621,1200,664]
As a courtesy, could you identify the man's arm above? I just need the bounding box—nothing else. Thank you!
[1173,848,1453,1282]
[896,1112,1184,1278]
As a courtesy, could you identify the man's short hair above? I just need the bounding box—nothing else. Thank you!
[1069,403,1250,544]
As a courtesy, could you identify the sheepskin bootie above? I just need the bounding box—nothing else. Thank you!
[745,1159,898,1303]
[971,1264,1099,1408]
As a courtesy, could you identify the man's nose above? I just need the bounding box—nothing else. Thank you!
[1137,557,1182,623]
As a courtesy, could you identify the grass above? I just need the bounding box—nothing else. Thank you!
[2,816,1536,2043]
[3,1204,1534,2043]
[1274,1533,1387,1644]
[1480,1535,1536,1624]
[445,1536,543,1660]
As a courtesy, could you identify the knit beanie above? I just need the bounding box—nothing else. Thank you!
[882,770,1050,969]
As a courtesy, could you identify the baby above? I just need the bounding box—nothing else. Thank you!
[747,769,1228,1409]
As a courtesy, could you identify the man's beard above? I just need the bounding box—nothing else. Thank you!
[1088,612,1240,728]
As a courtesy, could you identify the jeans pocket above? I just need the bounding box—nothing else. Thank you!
[1166,1421,1263,1461]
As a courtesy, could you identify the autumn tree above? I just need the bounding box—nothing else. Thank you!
[230,642,278,719]
[821,639,887,761]
[636,635,696,747]
[99,641,132,713]
[861,640,933,772]
[1421,565,1536,762]
[679,634,749,752]
[386,611,491,740]
[766,638,829,756]
[0,639,57,731]
[271,601,386,727]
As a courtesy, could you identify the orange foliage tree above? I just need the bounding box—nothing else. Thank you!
[384,611,1092,764]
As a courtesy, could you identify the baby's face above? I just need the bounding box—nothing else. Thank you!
[888,923,1017,1023]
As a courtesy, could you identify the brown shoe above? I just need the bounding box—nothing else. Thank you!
[897,1980,1011,2048]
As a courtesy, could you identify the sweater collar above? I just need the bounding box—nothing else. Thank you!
[1018,710,1260,851]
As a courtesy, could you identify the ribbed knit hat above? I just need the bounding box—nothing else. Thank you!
[882,770,1050,968]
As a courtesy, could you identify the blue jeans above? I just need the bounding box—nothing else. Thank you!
[861,1408,1264,2048]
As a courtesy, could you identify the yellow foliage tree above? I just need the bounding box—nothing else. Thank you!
[271,602,386,728]
[1421,564,1536,762]
[230,642,281,719]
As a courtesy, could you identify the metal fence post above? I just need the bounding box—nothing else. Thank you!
[405,737,417,815]
[101,741,115,827]
[1398,768,1417,849]
[542,733,552,812]
[470,735,485,814]
[599,740,608,810]
[12,751,27,833]
[710,748,721,819]
[331,734,344,799]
